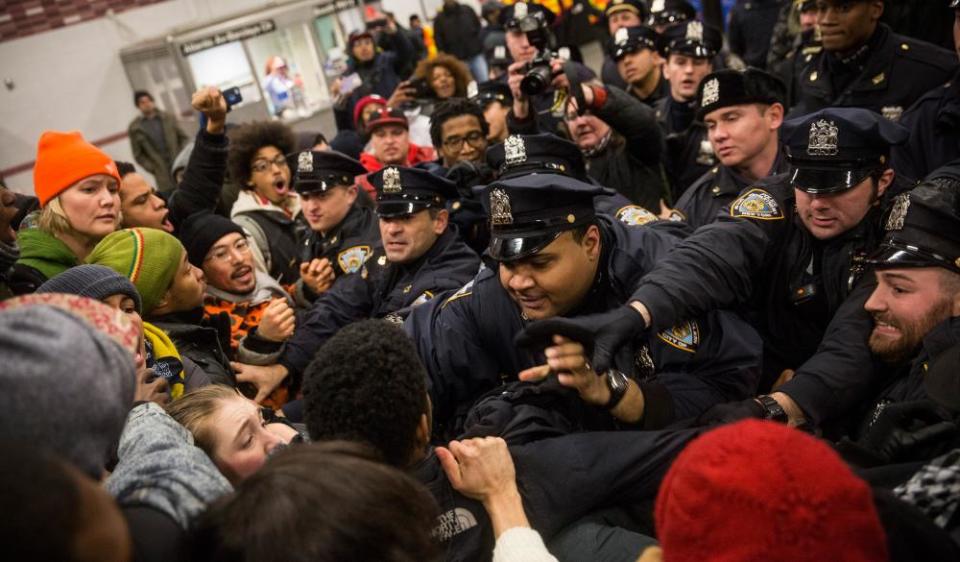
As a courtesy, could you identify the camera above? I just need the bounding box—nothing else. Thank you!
[407,77,433,100]
[516,13,557,97]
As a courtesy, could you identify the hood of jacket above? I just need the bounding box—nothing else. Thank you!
[231,189,302,220]
[15,227,79,279]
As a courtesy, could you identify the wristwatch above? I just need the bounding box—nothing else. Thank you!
[603,369,630,410]
[757,395,788,423]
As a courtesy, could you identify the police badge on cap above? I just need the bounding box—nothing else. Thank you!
[504,135,527,166]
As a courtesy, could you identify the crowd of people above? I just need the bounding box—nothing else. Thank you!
[3,0,960,560]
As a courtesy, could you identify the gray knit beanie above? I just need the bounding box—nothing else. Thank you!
[37,264,143,313]
[0,305,136,478]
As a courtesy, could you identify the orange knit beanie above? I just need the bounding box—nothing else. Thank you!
[33,131,121,207]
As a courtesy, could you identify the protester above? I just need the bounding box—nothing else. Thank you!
[359,108,437,173]
[409,53,474,101]
[128,90,189,194]
[431,98,490,170]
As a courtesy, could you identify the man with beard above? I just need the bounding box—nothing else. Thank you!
[521,108,912,431]
[291,150,380,305]
[233,167,479,404]
[178,211,297,367]
[673,68,790,228]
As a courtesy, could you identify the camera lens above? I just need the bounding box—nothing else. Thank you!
[521,64,553,96]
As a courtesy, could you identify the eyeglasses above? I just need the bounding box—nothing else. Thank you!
[443,130,487,151]
[251,155,288,173]
[205,238,251,264]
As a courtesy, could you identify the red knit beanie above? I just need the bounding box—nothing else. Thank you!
[33,131,121,207]
[655,420,889,562]
[353,94,387,128]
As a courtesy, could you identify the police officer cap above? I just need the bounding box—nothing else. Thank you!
[867,177,960,274]
[658,20,723,59]
[795,0,816,12]
[605,0,649,20]
[288,150,366,195]
[782,107,909,194]
[647,0,696,27]
[607,25,660,60]
[475,174,613,261]
[500,2,555,31]
[695,67,786,120]
[953,0,960,9]
[469,81,514,108]
[486,134,589,182]
[368,166,458,219]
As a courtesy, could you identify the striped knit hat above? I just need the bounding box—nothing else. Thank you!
[86,228,184,315]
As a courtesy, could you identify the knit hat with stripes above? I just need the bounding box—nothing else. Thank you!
[87,228,184,315]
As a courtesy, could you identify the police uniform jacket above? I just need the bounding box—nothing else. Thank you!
[406,216,762,435]
[892,69,960,182]
[674,149,791,230]
[654,95,717,199]
[280,228,479,381]
[631,174,888,425]
[295,204,381,303]
[418,428,699,562]
[792,24,958,121]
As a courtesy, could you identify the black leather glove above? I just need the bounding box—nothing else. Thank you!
[695,398,764,427]
[856,400,958,464]
[516,305,647,374]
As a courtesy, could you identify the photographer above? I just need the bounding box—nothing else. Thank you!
[387,53,473,111]
[501,2,595,137]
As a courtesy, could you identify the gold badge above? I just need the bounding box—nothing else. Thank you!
[701,78,719,106]
[685,21,704,42]
[490,188,513,225]
[297,151,313,173]
[382,167,402,194]
[807,119,839,156]
[881,106,904,122]
[886,193,910,231]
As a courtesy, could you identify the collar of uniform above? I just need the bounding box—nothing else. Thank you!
[919,315,960,371]
[717,147,789,196]
[829,23,894,95]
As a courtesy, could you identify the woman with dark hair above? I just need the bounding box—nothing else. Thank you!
[390,52,474,108]
[227,121,305,284]
[188,441,441,562]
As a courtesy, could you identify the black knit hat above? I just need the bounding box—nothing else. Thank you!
[178,211,245,267]
[37,264,143,314]
[695,68,786,120]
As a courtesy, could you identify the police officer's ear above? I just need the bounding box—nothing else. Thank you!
[581,224,602,261]
[875,168,895,200]
[345,183,359,204]
[431,208,449,234]
[765,102,785,132]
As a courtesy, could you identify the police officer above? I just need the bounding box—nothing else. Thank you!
[290,150,380,304]
[234,166,480,402]
[791,0,958,121]
[600,0,649,90]
[890,1,960,182]
[646,0,696,32]
[654,20,724,197]
[405,172,762,437]
[469,81,513,144]
[523,108,911,430]
[673,68,791,228]
[608,25,668,106]
[500,1,596,136]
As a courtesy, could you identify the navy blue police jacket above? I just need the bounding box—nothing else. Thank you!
[405,215,762,437]
[280,228,480,382]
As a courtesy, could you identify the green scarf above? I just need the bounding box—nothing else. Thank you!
[15,227,79,280]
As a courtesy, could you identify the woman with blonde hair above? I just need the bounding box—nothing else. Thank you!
[10,131,122,293]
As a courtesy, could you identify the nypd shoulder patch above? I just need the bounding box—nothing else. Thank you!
[657,321,700,353]
[730,188,784,221]
[337,245,372,274]
[616,205,658,226]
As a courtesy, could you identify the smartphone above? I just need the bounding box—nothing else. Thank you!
[340,73,362,95]
[222,86,243,111]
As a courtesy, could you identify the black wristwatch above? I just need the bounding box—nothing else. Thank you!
[603,369,630,410]
[757,395,788,423]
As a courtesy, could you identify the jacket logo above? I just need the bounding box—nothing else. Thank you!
[886,194,910,231]
[686,21,703,42]
[432,507,479,541]
[657,321,700,353]
[490,188,514,225]
[701,78,719,107]
[616,205,658,226]
[297,151,313,173]
[337,245,372,273]
[807,119,839,156]
[730,188,784,220]
[382,167,402,193]
[504,135,527,166]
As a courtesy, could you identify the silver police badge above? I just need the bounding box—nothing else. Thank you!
[886,193,910,231]
[490,188,513,225]
[881,106,904,122]
[686,21,704,42]
[382,167,402,193]
[504,135,527,166]
[807,119,839,156]
[615,27,630,46]
[514,2,528,18]
[297,151,313,173]
[652,0,665,12]
[701,78,719,107]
